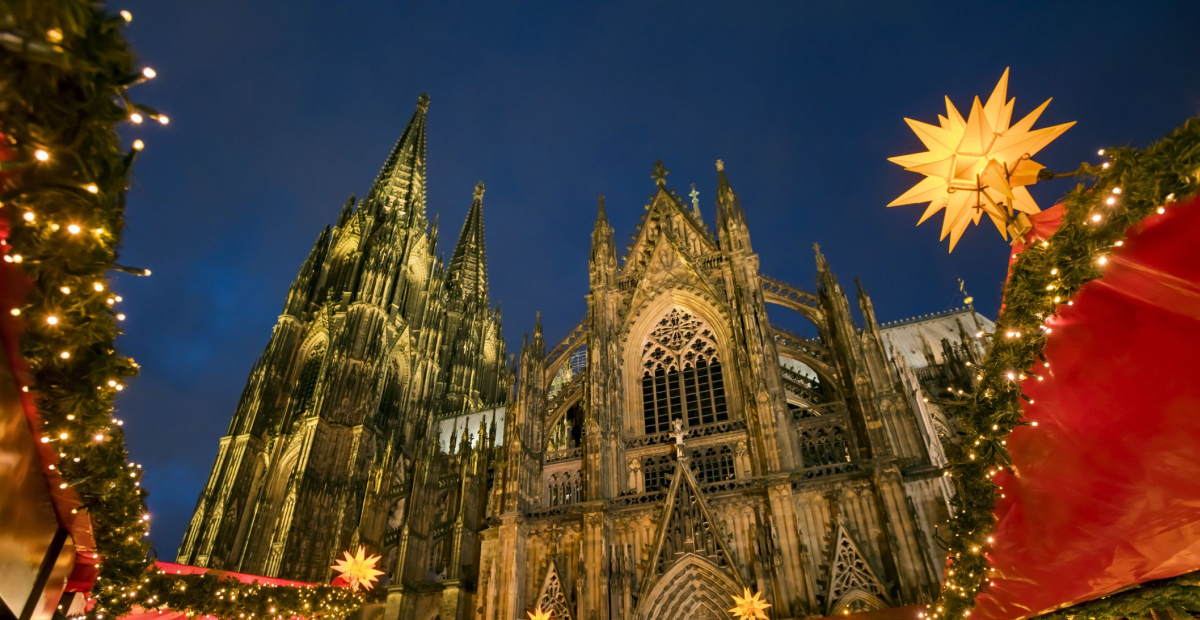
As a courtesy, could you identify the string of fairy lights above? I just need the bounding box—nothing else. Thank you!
[1,3,161,618]
[921,119,1200,620]
[3,4,365,618]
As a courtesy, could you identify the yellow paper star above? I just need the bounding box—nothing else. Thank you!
[330,545,385,591]
[527,605,553,620]
[729,587,771,620]
[888,68,1075,251]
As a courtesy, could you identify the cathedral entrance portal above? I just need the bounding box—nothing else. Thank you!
[635,554,740,620]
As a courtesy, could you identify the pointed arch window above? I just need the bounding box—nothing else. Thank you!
[641,308,728,434]
[289,343,325,423]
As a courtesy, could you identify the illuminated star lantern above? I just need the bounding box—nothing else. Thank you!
[527,605,553,620]
[730,587,771,620]
[330,546,384,591]
[888,68,1075,251]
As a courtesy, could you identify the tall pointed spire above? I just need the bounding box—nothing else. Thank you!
[447,182,489,305]
[364,93,430,219]
[715,159,751,252]
[590,194,617,278]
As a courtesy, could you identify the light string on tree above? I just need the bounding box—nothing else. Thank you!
[1,2,163,618]
[923,119,1200,620]
[2,4,364,619]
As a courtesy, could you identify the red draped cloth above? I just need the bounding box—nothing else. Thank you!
[976,195,1200,619]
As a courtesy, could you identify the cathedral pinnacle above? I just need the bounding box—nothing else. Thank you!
[364,95,430,219]
[447,182,489,305]
[651,160,669,187]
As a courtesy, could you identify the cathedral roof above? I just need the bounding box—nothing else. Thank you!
[880,307,994,370]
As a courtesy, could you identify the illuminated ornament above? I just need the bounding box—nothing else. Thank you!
[887,68,1075,251]
[729,587,771,620]
[330,546,384,591]
[527,605,553,620]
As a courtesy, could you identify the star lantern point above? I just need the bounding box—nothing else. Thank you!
[888,68,1075,251]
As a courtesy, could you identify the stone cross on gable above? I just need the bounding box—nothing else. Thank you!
[689,184,700,211]
[651,160,669,187]
[671,419,687,457]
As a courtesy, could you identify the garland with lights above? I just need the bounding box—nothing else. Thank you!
[929,118,1200,620]
[1,1,162,617]
[138,569,365,620]
[1033,571,1200,620]
[1,6,364,619]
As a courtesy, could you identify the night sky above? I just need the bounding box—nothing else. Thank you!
[113,1,1200,558]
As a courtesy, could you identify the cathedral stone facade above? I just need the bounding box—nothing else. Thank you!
[180,95,989,620]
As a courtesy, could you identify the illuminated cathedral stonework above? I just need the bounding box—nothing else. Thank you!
[179,96,992,620]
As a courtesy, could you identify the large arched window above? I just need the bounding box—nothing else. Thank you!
[287,343,325,426]
[641,308,728,434]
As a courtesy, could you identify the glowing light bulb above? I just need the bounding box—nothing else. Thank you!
[1091,214,1102,222]
[1112,187,1122,194]
[87,183,99,194]
[120,10,132,21]
[60,351,71,359]
[46,316,59,325]
[34,149,49,161]
[60,286,71,294]
[117,313,127,321]
[10,308,20,316]
[130,113,143,124]
[1157,207,1166,214]
[1102,162,1110,169]
[94,282,105,292]
[67,224,81,234]
[1097,149,1105,156]
[158,115,170,125]
[1105,197,1116,206]
[132,140,144,151]
[1097,256,1108,265]
[142,67,156,79]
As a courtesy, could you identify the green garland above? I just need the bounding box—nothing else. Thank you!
[2,5,366,619]
[2,1,155,618]
[1033,572,1200,620]
[930,118,1200,620]
[135,570,364,620]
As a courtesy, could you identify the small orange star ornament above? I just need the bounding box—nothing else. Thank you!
[527,605,553,620]
[330,546,385,591]
[730,587,771,620]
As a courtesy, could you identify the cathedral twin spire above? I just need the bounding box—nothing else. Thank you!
[447,182,490,306]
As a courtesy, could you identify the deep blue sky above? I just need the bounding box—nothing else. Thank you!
[113,1,1200,558]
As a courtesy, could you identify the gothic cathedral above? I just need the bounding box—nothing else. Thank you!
[180,95,990,620]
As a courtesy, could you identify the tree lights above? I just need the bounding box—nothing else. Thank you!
[927,119,1200,620]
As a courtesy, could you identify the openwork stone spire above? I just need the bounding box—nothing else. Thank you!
[447,181,489,305]
[364,93,429,219]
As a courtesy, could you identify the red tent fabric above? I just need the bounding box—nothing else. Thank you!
[976,195,1200,619]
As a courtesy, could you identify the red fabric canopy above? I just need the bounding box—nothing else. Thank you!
[976,195,1200,619]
